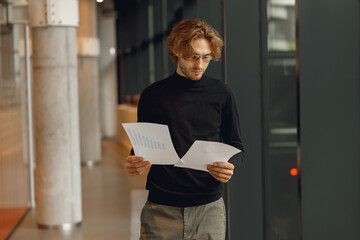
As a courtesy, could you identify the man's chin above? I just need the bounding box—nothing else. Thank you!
[190,74,203,81]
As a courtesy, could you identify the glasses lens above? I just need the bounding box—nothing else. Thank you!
[203,56,212,62]
[192,55,201,61]
[192,54,212,62]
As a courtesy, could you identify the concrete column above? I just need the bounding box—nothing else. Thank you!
[77,0,101,164]
[98,0,118,139]
[29,0,82,227]
[32,26,82,227]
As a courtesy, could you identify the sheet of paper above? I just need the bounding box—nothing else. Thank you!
[175,140,241,172]
[122,122,180,165]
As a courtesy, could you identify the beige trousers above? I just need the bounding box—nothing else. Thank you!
[139,198,226,240]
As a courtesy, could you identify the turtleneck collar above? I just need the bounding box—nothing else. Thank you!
[172,72,207,88]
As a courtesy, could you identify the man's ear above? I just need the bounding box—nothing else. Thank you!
[175,52,180,65]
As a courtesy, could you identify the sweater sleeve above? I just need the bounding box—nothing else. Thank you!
[221,89,245,168]
[137,89,152,123]
[130,89,152,156]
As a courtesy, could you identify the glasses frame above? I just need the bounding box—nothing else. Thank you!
[190,54,213,63]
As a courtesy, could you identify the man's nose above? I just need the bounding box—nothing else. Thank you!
[194,58,204,67]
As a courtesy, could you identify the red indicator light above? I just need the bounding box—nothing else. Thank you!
[290,168,298,176]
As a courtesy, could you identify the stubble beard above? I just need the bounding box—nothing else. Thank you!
[178,59,204,81]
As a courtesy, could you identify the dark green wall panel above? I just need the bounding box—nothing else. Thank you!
[225,0,264,239]
[298,1,360,239]
[197,0,224,81]
[183,0,197,19]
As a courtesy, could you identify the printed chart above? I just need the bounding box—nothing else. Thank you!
[122,122,241,171]
[127,129,166,150]
[122,123,180,165]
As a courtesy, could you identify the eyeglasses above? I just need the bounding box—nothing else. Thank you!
[190,54,213,63]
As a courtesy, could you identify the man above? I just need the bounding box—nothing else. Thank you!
[125,19,244,240]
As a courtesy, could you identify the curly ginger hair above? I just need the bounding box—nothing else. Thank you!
[167,19,224,64]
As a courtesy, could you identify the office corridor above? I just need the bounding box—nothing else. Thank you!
[9,140,148,240]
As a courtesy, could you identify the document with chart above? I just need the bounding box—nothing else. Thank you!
[122,122,180,164]
[122,123,241,171]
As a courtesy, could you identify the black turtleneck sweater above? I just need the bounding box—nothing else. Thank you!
[136,72,244,207]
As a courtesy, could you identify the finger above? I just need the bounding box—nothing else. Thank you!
[127,164,151,174]
[130,161,150,168]
[126,156,144,163]
[208,171,231,183]
[129,156,145,163]
[212,162,234,170]
[125,156,135,162]
[207,165,233,181]
[127,166,147,174]
[126,161,150,170]
[209,169,232,181]
[207,165,233,176]
[212,173,231,182]
[125,159,149,167]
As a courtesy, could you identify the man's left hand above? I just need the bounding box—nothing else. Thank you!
[207,162,234,183]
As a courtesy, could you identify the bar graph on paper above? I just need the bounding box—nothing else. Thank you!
[122,123,241,169]
[122,122,181,165]
[126,128,166,150]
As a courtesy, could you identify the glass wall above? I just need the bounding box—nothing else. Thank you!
[0,24,31,239]
[264,0,299,239]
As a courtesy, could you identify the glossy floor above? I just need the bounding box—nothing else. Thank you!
[9,140,148,240]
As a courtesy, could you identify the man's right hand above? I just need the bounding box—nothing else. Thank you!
[125,155,151,176]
